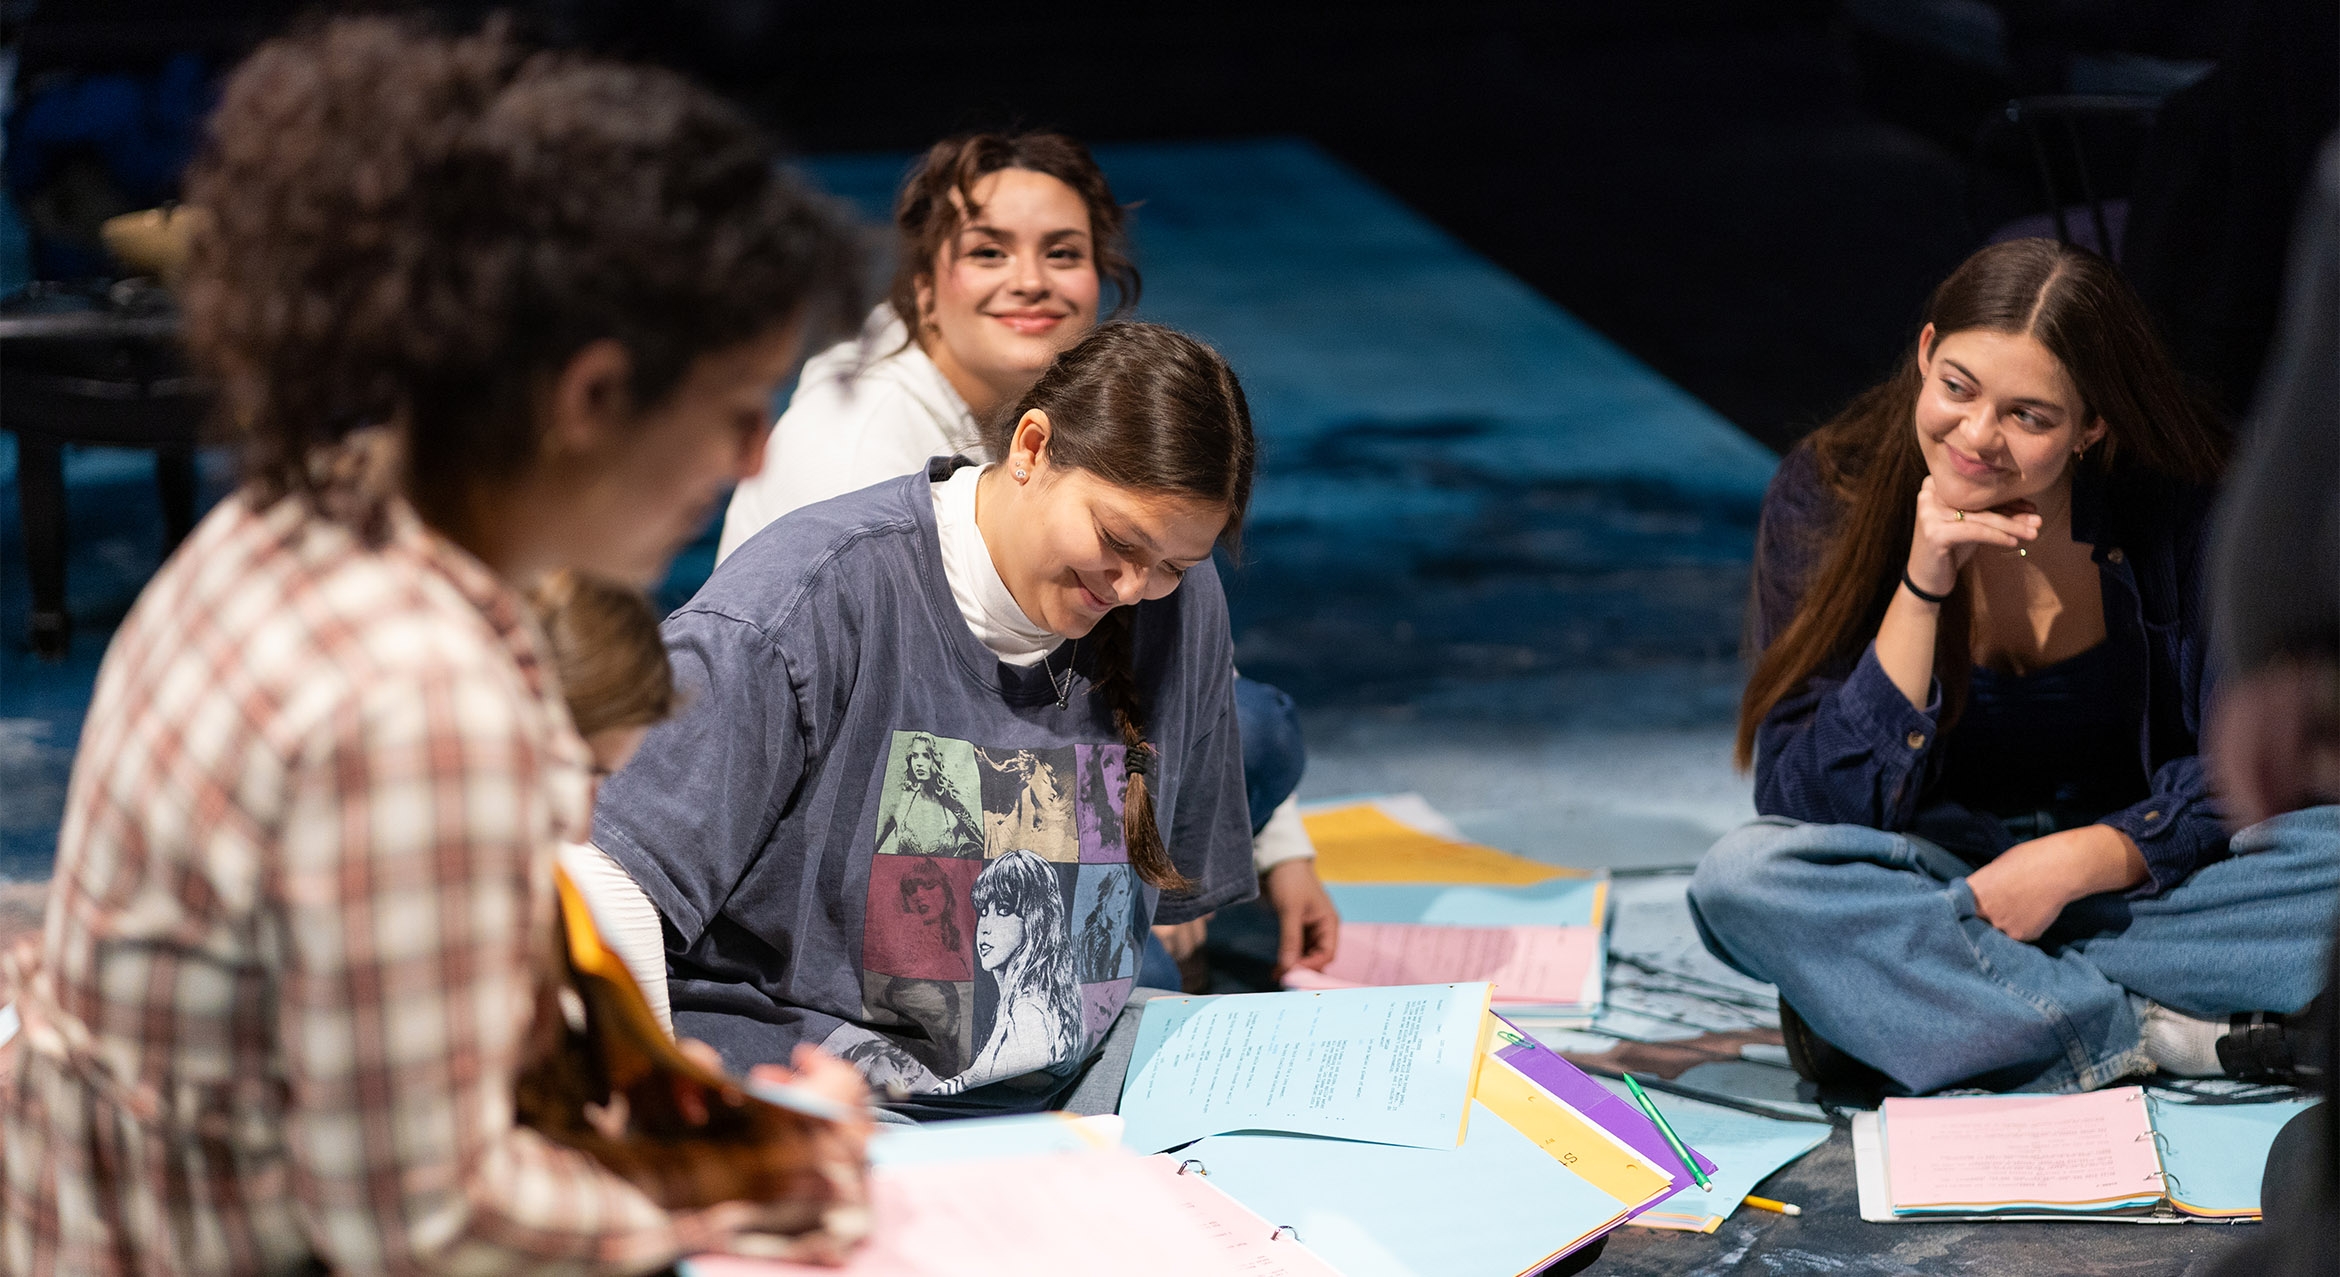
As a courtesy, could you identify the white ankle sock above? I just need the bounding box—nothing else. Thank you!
[2139,1001,2227,1076]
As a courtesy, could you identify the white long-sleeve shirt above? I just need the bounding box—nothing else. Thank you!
[717,305,981,565]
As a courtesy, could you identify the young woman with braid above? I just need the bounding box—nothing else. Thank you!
[591,321,1260,1118]
[1690,239,2339,1097]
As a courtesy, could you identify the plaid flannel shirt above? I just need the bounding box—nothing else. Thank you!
[1,492,738,1275]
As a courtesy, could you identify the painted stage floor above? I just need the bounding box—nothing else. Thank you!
[0,139,2256,1273]
[3,137,1778,879]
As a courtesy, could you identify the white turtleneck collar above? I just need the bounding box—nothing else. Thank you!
[932,463,1059,667]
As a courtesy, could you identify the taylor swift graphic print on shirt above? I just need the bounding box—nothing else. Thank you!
[837,733,1143,1096]
[871,731,985,859]
[977,746,1079,862]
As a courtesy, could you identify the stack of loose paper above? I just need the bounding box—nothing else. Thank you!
[1294,798,1608,1026]
[1118,985,1696,1276]
[1302,797,1585,886]
[1287,878,1609,1026]
[683,1113,1346,1276]
[1852,1087,2316,1223]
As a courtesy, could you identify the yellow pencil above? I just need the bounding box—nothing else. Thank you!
[1742,1195,1802,1217]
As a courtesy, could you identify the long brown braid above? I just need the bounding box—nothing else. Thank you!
[1089,607,1185,891]
[982,323,1256,896]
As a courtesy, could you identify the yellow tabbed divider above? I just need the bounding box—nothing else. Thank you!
[1458,994,1499,1143]
[1302,803,1587,885]
[1473,1050,1677,1209]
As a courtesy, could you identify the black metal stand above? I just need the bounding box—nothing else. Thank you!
[2,301,205,659]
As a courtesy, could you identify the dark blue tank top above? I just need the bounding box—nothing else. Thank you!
[1935,641,2146,830]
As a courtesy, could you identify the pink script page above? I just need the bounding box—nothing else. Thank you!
[1142,1154,1350,1277]
[1882,1087,2164,1209]
[1284,923,1599,1004]
[684,1148,1339,1277]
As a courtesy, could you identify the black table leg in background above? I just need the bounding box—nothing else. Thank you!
[14,433,71,659]
[2,301,208,660]
[155,447,198,555]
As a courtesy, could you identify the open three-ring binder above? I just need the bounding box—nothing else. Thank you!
[1851,1085,2313,1223]
[1118,986,1705,1276]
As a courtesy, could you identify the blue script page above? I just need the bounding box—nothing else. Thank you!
[1118,983,1492,1153]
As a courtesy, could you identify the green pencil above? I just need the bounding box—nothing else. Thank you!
[1623,1072,1712,1192]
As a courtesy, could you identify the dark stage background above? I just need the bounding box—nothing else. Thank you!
[12,0,2330,451]
[4,6,2335,1274]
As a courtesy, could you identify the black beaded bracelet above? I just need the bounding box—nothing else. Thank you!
[1901,568,1953,605]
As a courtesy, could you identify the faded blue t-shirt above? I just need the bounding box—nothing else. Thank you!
[593,464,1255,1117]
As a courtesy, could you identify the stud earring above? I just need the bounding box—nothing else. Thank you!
[1014,468,1028,480]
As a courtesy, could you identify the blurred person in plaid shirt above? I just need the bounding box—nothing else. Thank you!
[0,17,875,1275]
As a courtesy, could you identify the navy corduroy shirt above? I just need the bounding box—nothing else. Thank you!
[1748,441,2226,894]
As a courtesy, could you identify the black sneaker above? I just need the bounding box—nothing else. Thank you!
[1778,996,1892,1100]
[2216,1009,2324,1085]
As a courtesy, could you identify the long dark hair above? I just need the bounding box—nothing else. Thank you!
[888,130,1139,341]
[983,323,1256,894]
[180,17,860,530]
[1734,238,2227,768]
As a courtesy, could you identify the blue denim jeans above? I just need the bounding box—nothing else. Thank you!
[1687,807,2340,1094]
[1133,678,1303,993]
[1234,675,1306,838]
[1137,932,1181,991]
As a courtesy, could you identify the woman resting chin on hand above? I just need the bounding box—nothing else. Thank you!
[1687,239,2339,1098]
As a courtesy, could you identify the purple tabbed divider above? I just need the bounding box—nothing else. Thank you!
[1490,1014,1718,1191]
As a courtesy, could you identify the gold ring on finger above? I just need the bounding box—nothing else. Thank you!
[1953,509,1966,521]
